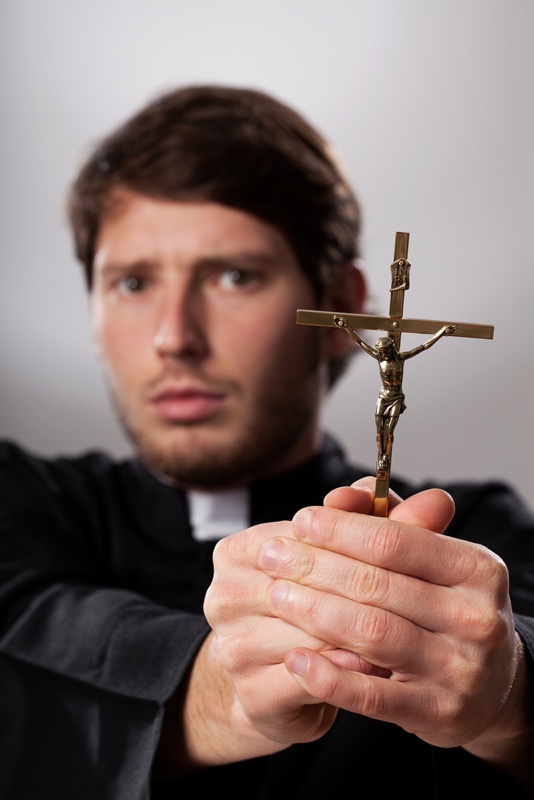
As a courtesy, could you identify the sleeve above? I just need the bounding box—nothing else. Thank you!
[0,442,210,800]
[514,614,534,665]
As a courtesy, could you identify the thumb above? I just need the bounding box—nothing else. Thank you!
[324,476,404,514]
[388,488,455,533]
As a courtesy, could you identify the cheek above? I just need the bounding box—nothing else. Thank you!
[221,307,318,381]
[92,311,151,381]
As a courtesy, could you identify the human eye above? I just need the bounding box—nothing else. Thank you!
[115,274,148,295]
[217,268,259,291]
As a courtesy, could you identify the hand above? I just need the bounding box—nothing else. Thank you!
[203,519,339,753]
[201,480,452,755]
[201,486,399,764]
[258,478,524,756]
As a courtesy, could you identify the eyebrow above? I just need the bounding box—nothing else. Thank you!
[95,260,155,279]
[193,252,282,268]
[96,251,282,277]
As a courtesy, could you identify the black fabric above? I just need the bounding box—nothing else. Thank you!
[1,433,533,799]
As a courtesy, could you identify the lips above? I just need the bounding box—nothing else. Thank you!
[150,385,227,422]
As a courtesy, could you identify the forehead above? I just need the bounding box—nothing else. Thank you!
[94,189,300,266]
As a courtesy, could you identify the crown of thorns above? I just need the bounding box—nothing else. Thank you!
[376,337,395,350]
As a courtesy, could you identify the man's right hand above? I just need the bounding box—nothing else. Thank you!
[182,485,388,767]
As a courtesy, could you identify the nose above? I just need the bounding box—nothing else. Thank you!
[153,288,208,359]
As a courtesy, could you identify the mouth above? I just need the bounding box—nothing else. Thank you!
[150,386,227,423]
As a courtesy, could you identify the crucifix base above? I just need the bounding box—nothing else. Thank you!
[374,467,389,517]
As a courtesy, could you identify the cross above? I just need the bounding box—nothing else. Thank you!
[296,232,494,517]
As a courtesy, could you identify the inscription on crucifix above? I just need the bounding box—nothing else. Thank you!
[296,232,494,517]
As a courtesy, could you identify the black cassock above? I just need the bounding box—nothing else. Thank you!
[1,435,534,799]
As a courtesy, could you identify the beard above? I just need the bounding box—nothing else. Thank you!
[107,367,323,490]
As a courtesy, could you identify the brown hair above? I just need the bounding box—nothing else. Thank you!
[67,84,362,383]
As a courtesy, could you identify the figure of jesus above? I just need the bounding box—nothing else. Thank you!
[333,316,457,470]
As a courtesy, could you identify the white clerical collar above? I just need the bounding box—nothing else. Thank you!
[187,488,249,542]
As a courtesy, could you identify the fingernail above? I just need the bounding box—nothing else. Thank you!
[292,507,313,538]
[259,540,283,570]
[287,651,308,677]
[269,581,289,608]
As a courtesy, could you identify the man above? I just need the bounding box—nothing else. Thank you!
[1,85,533,799]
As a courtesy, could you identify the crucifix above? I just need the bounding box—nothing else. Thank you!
[296,232,494,517]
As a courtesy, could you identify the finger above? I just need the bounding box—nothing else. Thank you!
[325,648,391,678]
[324,477,404,514]
[258,535,453,631]
[210,520,297,589]
[284,647,493,749]
[224,656,339,745]
[389,488,455,533]
[284,649,454,744]
[248,677,340,745]
[267,577,447,674]
[291,502,483,587]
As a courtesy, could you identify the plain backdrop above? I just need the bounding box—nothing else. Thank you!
[1,0,533,503]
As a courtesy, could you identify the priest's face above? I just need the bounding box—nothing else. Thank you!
[91,190,339,488]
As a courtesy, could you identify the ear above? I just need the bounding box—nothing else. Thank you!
[321,260,367,359]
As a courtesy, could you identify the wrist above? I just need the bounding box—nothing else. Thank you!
[463,634,534,793]
[154,632,287,778]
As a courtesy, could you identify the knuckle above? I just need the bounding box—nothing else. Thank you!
[458,599,509,651]
[459,543,509,591]
[304,589,328,625]
[451,549,511,643]
[315,507,360,551]
[287,546,317,582]
[313,670,342,706]
[357,684,388,719]
[354,604,389,648]
[349,563,390,605]
[434,692,463,734]
[213,531,242,565]
[219,626,257,673]
[368,519,406,565]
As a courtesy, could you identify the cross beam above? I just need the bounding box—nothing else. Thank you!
[296,232,494,517]
[296,310,494,341]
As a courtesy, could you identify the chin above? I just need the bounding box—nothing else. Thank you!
[129,428,249,487]
[116,385,319,489]
[140,449,253,489]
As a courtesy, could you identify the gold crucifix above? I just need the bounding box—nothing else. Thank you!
[296,232,494,517]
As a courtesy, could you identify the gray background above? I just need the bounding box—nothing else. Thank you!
[1,0,533,503]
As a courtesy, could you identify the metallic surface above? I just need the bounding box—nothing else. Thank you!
[296,232,494,516]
